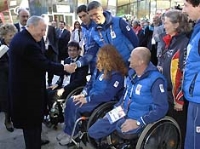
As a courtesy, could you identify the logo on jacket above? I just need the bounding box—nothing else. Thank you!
[159,84,165,93]
[196,126,200,133]
[99,74,104,81]
[126,25,131,31]
[113,81,119,88]
[135,84,142,95]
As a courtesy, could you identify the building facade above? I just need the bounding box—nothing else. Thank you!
[1,0,183,25]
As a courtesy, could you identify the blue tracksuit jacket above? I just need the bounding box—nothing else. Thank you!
[64,69,125,136]
[88,63,169,139]
[76,11,139,70]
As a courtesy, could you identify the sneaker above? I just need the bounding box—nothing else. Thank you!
[59,136,71,146]
[56,132,69,141]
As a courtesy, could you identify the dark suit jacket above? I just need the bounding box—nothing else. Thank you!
[9,29,65,128]
[46,25,58,54]
[56,56,88,98]
[57,29,70,60]
[14,23,20,32]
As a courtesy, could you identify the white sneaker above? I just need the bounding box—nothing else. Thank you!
[56,132,69,141]
[59,136,71,146]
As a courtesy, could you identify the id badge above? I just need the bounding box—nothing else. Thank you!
[106,106,126,124]
[111,31,116,39]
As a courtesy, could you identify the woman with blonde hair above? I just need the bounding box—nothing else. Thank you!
[0,24,17,132]
[57,44,127,146]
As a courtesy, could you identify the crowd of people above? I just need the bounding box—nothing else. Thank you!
[0,0,200,149]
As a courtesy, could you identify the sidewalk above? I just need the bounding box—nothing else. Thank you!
[0,75,94,149]
[0,112,68,149]
[0,112,94,149]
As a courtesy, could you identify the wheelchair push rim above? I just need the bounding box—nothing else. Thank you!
[136,116,182,149]
[87,101,118,148]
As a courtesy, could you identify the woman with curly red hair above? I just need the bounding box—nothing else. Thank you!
[57,44,127,146]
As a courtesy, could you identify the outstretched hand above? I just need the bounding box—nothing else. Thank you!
[64,64,76,73]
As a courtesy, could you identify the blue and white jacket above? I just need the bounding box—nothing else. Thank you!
[81,69,125,104]
[183,20,200,103]
[78,20,96,73]
[116,63,168,126]
[76,11,139,70]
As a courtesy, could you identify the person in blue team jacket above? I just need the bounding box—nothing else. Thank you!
[57,44,127,146]
[182,1,200,149]
[68,1,139,74]
[77,4,96,74]
[88,47,168,142]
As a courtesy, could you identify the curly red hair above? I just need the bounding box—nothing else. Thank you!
[96,44,128,79]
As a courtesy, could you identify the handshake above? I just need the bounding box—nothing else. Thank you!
[64,63,77,73]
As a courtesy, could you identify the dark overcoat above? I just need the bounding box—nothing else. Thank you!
[0,40,9,112]
[9,29,64,129]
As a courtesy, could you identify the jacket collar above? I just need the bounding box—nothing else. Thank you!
[95,11,113,31]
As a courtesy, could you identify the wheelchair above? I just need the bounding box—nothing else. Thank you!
[46,86,84,129]
[94,116,182,149]
[66,100,118,148]
[67,100,182,149]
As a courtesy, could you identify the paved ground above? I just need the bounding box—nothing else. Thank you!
[0,110,94,149]
[0,112,67,149]
[0,75,93,149]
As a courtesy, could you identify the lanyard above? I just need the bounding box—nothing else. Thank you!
[121,85,134,114]
[97,25,114,44]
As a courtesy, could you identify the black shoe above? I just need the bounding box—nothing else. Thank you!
[41,139,50,146]
[5,121,14,132]
[4,113,14,132]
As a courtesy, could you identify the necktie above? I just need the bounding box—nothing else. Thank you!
[70,59,75,63]
[59,29,63,37]
[21,26,25,31]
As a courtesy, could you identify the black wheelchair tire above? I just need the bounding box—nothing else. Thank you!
[136,116,182,149]
[87,100,118,148]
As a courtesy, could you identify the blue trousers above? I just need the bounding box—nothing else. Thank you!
[64,97,100,136]
[184,102,200,149]
[88,117,142,140]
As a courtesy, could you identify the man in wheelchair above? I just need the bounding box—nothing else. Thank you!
[45,41,88,125]
[88,47,169,147]
[57,44,127,146]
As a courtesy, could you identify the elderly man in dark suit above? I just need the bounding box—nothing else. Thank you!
[57,21,71,62]
[14,8,30,32]
[9,16,75,149]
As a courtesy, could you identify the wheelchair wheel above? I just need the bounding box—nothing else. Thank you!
[65,86,84,101]
[87,100,118,148]
[136,116,181,149]
[49,86,84,127]
[49,101,64,125]
[63,86,84,111]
